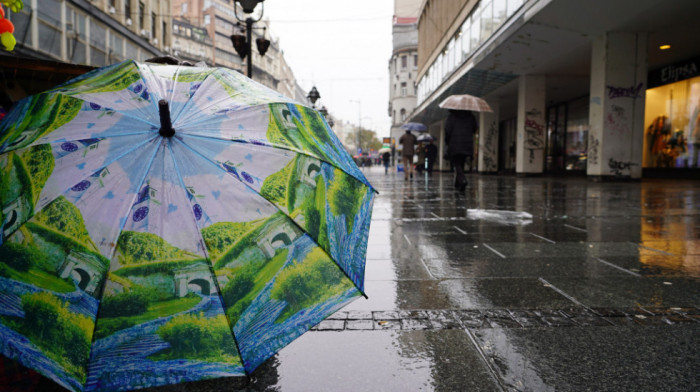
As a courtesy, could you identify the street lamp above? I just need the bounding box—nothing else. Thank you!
[231,0,270,78]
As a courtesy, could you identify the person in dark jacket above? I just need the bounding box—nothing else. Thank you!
[424,140,438,174]
[381,151,391,174]
[445,110,477,191]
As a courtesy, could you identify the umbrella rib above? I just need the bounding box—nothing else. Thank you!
[172,69,245,126]
[103,137,163,263]
[165,139,248,375]
[181,131,375,194]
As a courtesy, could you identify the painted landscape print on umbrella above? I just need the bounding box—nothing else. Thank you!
[0,60,375,391]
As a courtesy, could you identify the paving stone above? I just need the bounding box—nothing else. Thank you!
[398,310,429,319]
[570,316,614,327]
[347,310,373,320]
[508,310,550,327]
[327,311,348,320]
[401,318,432,330]
[346,319,375,330]
[454,310,488,328]
[316,320,346,331]
[374,320,401,330]
[540,315,577,327]
[372,311,400,320]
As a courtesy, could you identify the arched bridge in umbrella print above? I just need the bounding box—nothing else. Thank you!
[256,214,301,259]
[296,156,321,187]
[58,251,107,296]
[174,263,215,297]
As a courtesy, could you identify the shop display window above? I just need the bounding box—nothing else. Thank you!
[644,75,700,168]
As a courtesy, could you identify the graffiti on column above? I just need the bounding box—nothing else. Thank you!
[482,120,498,171]
[524,108,544,163]
[605,104,630,136]
[608,158,637,175]
[606,83,644,99]
[588,135,600,166]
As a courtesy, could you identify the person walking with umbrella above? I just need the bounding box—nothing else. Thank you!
[445,110,477,191]
[439,94,492,191]
[399,129,417,180]
[425,139,438,174]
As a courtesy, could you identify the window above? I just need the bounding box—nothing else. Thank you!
[66,7,88,64]
[91,22,107,66]
[204,14,211,25]
[413,54,417,68]
[151,12,156,39]
[401,82,407,97]
[126,41,138,60]
[38,0,61,58]
[139,2,145,30]
[125,0,132,24]
[110,33,124,61]
[162,21,167,46]
[400,109,406,122]
[401,55,407,69]
[181,3,188,14]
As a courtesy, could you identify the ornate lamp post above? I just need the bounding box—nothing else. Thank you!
[307,86,320,108]
[231,0,270,78]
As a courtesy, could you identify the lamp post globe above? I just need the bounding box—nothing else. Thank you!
[307,86,320,108]
[236,0,264,14]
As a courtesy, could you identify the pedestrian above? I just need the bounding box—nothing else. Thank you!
[416,142,425,173]
[399,129,417,180]
[425,139,438,174]
[382,151,391,174]
[445,109,477,191]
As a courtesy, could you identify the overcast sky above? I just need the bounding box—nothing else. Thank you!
[263,1,394,138]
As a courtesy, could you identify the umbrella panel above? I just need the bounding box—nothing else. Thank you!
[0,61,374,391]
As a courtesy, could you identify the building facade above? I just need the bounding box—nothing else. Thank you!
[6,0,170,66]
[388,16,419,156]
[409,0,700,178]
[171,0,300,95]
[389,0,421,157]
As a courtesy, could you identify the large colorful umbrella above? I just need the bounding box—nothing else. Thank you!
[438,94,493,112]
[0,60,375,391]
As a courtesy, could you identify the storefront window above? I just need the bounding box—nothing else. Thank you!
[565,97,589,171]
[644,75,700,168]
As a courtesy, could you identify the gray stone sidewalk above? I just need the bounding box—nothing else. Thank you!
[155,168,700,392]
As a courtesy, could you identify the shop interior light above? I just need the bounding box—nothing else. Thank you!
[659,44,671,50]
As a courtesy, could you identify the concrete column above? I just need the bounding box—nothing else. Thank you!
[478,98,500,173]
[516,75,546,174]
[588,32,647,179]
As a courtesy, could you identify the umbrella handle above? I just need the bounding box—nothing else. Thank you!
[159,99,175,137]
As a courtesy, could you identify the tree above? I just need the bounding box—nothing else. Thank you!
[344,127,382,153]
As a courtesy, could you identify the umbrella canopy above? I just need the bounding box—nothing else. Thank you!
[377,147,391,154]
[400,122,427,132]
[417,134,434,142]
[0,60,375,391]
[438,94,493,112]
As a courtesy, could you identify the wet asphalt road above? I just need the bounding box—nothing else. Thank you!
[151,167,700,392]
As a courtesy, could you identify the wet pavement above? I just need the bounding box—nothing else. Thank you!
[154,168,700,391]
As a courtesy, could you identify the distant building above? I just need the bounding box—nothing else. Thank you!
[388,15,419,156]
[172,0,301,94]
[388,0,421,158]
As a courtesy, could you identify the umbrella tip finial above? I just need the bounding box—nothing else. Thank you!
[158,99,175,137]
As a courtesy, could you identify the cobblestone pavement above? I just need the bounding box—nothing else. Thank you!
[148,168,700,392]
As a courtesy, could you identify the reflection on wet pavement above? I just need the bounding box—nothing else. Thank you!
[147,169,699,392]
